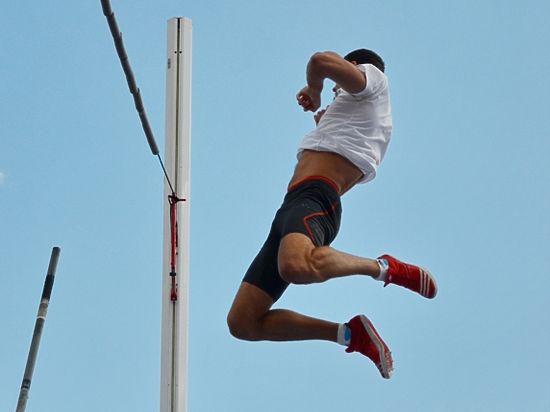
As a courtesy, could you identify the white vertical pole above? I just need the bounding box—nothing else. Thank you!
[160,17,192,412]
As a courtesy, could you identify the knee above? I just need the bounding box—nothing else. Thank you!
[279,247,332,284]
[279,258,319,285]
[226,310,260,341]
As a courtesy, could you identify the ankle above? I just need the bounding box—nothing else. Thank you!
[375,258,389,282]
[336,323,351,346]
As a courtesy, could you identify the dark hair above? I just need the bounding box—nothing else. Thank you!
[344,49,385,72]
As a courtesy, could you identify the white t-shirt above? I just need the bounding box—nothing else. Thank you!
[297,64,392,183]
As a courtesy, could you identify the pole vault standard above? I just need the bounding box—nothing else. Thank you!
[100,5,192,410]
[160,18,192,412]
[15,247,61,412]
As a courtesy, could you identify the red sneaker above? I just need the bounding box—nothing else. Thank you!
[345,315,393,379]
[378,254,437,299]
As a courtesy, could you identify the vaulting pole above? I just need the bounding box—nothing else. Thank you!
[15,247,61,412]
[160,17,192,412]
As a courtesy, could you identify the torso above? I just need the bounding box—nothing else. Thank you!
[289,149,363,195]
[297,64,392,186]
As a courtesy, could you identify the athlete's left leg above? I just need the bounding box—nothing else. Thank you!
[277,232,381,284]
[278,233,438,299]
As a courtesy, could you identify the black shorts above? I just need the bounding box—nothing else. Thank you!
[242,176,342,302]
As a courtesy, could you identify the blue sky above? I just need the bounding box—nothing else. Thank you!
[1,1,549,411]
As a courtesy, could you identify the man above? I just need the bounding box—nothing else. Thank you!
[227,49,437,379]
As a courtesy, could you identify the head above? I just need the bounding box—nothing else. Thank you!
[344,49,385,72]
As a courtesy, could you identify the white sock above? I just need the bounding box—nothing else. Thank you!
[375,258,389,282]
[337,323,351,346]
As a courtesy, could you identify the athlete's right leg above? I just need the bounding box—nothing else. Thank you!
[226,282,394,379]
[228,216,340,342]
[227,281,338,342]
[227,225,395,378]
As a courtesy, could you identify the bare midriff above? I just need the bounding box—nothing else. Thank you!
[289,149,364,195]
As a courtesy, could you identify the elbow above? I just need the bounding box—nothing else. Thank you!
[308,51,344,79]
[309,51,333,72]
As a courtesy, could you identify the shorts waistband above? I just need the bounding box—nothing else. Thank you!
[287,175,340,193]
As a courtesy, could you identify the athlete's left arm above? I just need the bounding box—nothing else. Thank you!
[297,51,366,112]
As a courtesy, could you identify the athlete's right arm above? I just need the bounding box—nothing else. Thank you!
[297,51,366,112]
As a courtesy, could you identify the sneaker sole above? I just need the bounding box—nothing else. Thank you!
[419,266,437,298]
[359,315,393,379]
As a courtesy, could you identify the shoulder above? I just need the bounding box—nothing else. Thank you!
[352,64,388,97]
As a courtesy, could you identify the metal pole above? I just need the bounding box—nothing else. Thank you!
[100,0,159,156]
[160,17,192,412]
[15,247,61,412]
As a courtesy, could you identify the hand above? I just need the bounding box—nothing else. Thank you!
[314,106,328,125]
[296,86,321,112]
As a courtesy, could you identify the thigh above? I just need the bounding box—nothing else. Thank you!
[242,232,289,302]
[228,281,275,322]
[278,232,315,268]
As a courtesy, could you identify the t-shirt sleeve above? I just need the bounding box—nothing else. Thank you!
[351,64,387,98]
